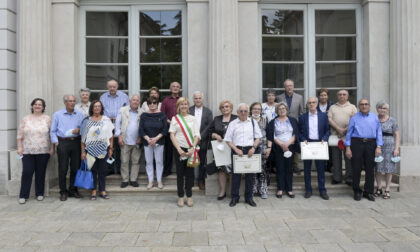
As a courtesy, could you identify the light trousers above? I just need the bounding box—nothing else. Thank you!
[120,144,141,182]
[144,144,164,183]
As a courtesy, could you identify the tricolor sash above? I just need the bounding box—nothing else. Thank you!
[174,114,200,167]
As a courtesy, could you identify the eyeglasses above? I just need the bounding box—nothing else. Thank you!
[252,108,262,111]
[148,102,158,105]
[359,103,369,106]
[307,101,317,104]
[239,110,248,113]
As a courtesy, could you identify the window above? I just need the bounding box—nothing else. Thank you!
[80,5,186,101]
[261,4,361,104]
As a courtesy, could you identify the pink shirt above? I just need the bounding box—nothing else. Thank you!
[17,114,52,154]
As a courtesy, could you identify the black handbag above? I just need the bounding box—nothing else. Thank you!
[205,161,217,175]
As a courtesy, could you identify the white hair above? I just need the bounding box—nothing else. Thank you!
[307,97,319,103]
[193,91,203,97]
[130,94,140,100]
[237,103,249,112]
[63,94,75,102]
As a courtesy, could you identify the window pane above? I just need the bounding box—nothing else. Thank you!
[140,11,182,36]
[262,64,304,89]
[141,65,182,90]
[86,12,128,36]
[262,10,303,35]
[140,91,171,104]
[86,65,128,90]
[263,37,303,61]
[319,89,357,106]
[316,37,356,61]
[86,38,128,63]
[140,38,182,63]
[315,10,356,34]
[316,63,356,88]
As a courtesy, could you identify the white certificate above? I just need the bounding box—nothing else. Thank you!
[211,140,231,166]
[233,154,262,174]
[300,142,329,160]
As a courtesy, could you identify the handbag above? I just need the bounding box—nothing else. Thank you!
[74,159,94,189]
[205,161,217,175]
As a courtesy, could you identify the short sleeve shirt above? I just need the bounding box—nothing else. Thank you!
[17,114,52,154]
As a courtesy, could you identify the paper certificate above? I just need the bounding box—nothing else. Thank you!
[211,140,231,166]
[300,142,329,160]
[233,154,262,173]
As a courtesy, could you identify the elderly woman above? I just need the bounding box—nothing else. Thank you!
[141,86,162,112]
[75,88,91,117]
[208,100,238,200]
[17,98,54,204]
[169,97,200,207]
[374,101,400,199]
[81,100,114,200]
[139,97,168,189]
[262,89,278,122]
[250,102,270,199]
[266,102,299,198]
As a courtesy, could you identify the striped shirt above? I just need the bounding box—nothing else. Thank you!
[100,91,129,119]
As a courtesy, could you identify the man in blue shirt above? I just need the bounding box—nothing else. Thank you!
[114,94,142,188]
[51,94,84,201]
[345,99,383,201]
[100,79,129,175]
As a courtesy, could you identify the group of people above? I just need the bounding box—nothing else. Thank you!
[17,78,400,207]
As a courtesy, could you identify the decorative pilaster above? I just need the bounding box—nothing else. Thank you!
[390,0,420,191]
[208,0,240,113]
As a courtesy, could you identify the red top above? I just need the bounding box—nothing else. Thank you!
[161,96,180,122]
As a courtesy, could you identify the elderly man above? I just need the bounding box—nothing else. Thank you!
[277,79,305,174]
[189,91,213,190]
[51,95,84,201]
[100,79,129,175]
[328,90,357,185]
[225,103,262,207]
[345,99,383,201]
[161,81,181,177]
[115,94,142,188]
[299,97,330,200]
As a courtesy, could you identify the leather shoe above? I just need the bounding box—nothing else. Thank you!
[304,191,312,199]
[120,182,129,188]
[198,181,205,190]
[60,192,67,201]
[229,199,238,207]
[354,192,362,201]
[331,180,341,185]
[130,181,139,187]
[363,192,375,201]
[217,193,226,200]
[286,191,295,198]
[320,193,330,200]
[68,191,82,198]
[245,199,257,207]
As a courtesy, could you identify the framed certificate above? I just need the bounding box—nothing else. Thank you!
[300,142,329,160]
[233,154,262,173]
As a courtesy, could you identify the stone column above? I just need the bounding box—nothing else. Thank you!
[390,0,420,191]
[9,0,54,196]
[208,0,240,113]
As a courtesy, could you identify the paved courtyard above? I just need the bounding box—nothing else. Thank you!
[1,191,420,252]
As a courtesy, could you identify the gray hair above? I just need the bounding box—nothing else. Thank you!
[307,97,319,103]
[376,100,389,110]
[63,94,75,102]
[237,103,249,112]
[130,94,140,100]
[275,101,289,114]
[266,89,276,96]
[79,88,91,95]
[193,91,203,97]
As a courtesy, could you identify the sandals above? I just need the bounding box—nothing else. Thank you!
[374,188,383,197]
[99,193,110,199]
[90,195,97,201]
[383,191,390,199]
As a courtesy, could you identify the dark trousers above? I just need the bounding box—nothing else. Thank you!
[164,135,174,175]
[92,156,107,192]
[57,139,81,194]
[350,139,376,194]
[274,148,293,192]
[331,147,352,183]
[20,154,50,198]
[107,137,121,174]
[231,146,254,202]
[304,160,326,194]
[174,147,195,197]
[197,145,208,183]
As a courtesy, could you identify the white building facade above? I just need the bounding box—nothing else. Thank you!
[0,0,419,194]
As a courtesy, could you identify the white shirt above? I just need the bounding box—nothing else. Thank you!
[75,102,91,118]
[194,106,203,130]
[224,118,263,146]
[168,114,201,148]
[319,104,327,113]
[140,101,162,113]
[262,103,277,122]
[309,111,319,140]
